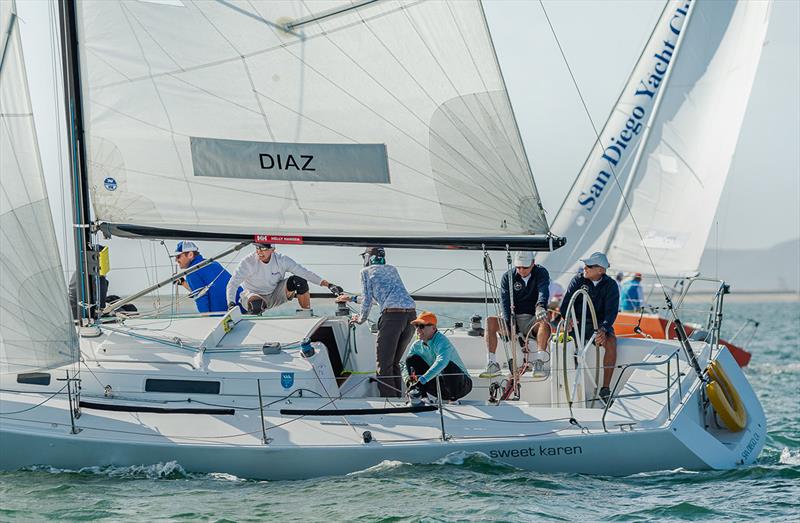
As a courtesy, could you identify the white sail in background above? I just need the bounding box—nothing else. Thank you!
[0,0,77,374]
[74,0,547,238]
[539,0,770,284]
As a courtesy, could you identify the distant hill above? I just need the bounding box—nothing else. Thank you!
[699,238,800,293]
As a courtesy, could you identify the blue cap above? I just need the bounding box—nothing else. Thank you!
[172,240,199,256]
[580,251,610,269]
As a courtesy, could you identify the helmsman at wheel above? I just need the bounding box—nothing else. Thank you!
[225,242,334,314]
[559,251,620,404]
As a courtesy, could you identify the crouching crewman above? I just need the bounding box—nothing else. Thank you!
[402,311,472,402]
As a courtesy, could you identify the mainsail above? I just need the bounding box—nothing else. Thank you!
[539,0,771,284]
[72,0,550,241]
[0,0,78,374]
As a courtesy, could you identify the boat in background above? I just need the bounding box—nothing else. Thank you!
[537,0,770,366]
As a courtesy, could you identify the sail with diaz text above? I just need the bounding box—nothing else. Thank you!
[0,0,767,480]
[0,0,78,377]
[73,0,553,247]
[538,0,771,284]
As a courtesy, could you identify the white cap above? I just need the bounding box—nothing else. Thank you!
[512,251,534,267]
[580,251,610,269]
[172,240,199,256]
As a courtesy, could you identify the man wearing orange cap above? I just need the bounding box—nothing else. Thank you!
[402,311,472,402]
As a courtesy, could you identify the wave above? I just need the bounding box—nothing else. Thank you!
[779,447,800,466]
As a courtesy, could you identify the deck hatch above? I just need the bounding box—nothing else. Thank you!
[145,378,220,394]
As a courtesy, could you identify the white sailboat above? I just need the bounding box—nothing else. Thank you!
[1,0,765,480]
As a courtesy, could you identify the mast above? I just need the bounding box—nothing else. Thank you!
[58,0,93,324]
[601,0,698,255]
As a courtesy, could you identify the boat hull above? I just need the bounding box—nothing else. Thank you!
[0,350,765,480]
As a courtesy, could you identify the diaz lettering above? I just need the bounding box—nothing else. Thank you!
[578,0,690,212]
[259,153,315,171]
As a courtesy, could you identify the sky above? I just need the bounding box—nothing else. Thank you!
[12,0,800,294]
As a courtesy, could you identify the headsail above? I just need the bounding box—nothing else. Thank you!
[539,0,771,283]
[71,0,551,242]
[0,0,78,374]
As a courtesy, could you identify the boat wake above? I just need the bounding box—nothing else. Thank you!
[26,461,190,479]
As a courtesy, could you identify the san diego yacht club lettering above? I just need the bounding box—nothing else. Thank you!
[578,0,691,212]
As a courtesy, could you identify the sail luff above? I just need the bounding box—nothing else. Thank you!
[600,0,699,260]
[544,1,672,226]
[475,0,543,220]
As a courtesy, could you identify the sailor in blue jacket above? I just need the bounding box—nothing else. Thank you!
[481,251,551,378]
[559,251,619,403]
[173,240,240,313]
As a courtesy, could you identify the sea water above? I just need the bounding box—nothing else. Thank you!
[0,300,797,521]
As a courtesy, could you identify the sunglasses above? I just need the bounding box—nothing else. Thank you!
[414,324,433,330]
[256,246,273,251]
[585,264,600,269]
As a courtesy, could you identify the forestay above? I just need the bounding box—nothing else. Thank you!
[0,0,78,374]
[539,0,770,284]
[73,0,548,238]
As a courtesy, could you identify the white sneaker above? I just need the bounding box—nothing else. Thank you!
[533,360,545,376]
[479,361,501,378]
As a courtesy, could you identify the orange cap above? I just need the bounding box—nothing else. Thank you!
[410,311,437,326]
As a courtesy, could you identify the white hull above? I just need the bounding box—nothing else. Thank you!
[0,314,765,480]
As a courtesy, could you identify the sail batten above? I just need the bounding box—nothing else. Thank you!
[74,0,548,238]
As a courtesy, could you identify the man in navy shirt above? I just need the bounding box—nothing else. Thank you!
[480,251,551,378]
[559,251,620,404]
[173,240,240,313]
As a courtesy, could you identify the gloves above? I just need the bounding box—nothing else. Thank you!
[172,277,186,286]
[535,306,547,323]
[228,302,237,310]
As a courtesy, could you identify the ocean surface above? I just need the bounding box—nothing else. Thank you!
[1,300,798,522]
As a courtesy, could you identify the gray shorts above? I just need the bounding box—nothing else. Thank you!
[241,279,290,311]
[500,314,542,338]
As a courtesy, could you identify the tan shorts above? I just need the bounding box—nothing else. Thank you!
[241,279,290,311]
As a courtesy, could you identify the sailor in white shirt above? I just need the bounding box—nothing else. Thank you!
[226,243,333,314]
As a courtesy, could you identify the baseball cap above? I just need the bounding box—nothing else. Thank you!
[172,240,199,256]
[410,311,438,327]
[512,251,534,267]
[360,247,385,258]
[580,251,610,269]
